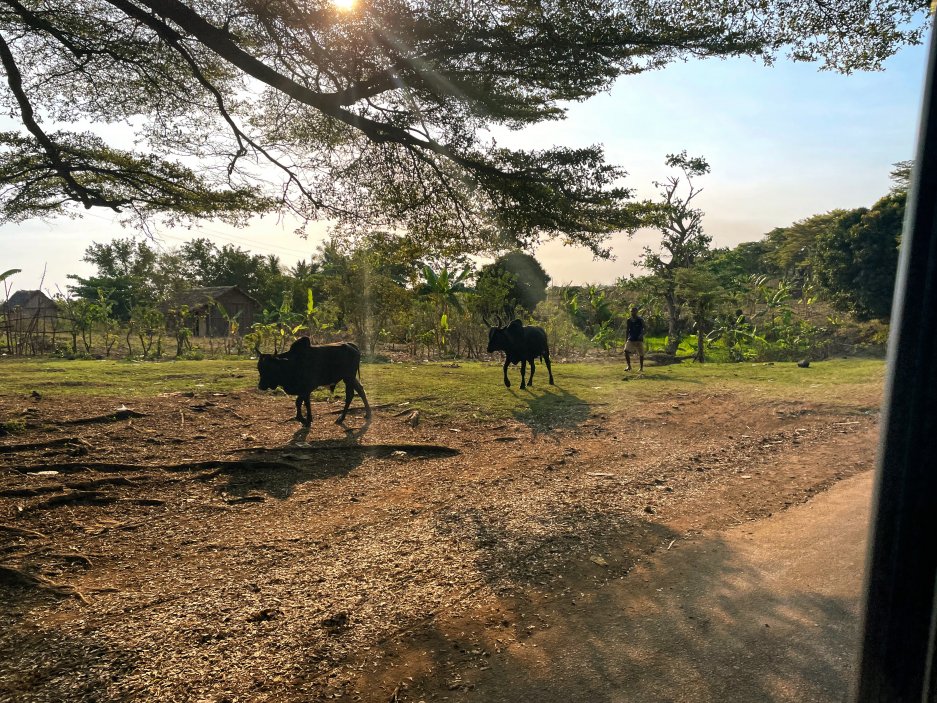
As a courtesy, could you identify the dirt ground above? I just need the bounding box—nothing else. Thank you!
[0,382,880,702]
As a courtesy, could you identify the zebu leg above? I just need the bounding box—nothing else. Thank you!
[544,353,555,385]
[294,395,304,423]
[528,358,536,386]
[336,382,354,424]
[351,378,372,420]
[503,358,511,388]
[520,359,527,389]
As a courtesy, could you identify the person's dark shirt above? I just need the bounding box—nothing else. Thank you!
[626,316,645,342]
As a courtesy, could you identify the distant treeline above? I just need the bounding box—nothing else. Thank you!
[1,162,906,362]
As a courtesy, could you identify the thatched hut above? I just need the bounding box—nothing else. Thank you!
[1,290,58,332]
[164,286,260,337]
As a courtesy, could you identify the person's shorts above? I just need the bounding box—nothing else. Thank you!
[624,340,646,354]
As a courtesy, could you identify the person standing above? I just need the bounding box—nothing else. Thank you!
[625,306,645,372]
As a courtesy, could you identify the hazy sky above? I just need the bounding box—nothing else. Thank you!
[1,40,929,294]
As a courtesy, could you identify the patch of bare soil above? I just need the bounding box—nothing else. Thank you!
[0,388,878,702]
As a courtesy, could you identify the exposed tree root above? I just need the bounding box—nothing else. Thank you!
[1,545,94,565]
[3,448,459,483]
[4,460,298,475]
[67,476,141,491]
[126,498,166,506]
[168,460,298,472]
[0,437,92,454]
[56,408,147,426]
[29,490,118,511]
[116,520,146,531]
[0,564,88,603]
[0,487,47,497]
[48,552,94,567]
[194,468,224,481]
[4,462,157,475]
[0,476,147,498]
[86,520,146,535]
[0,523,46,539]
[1,543,34,556]
[219,406,247,421]
[229,443,459,458]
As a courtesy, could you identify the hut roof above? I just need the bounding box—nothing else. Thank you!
[1,290,55,311]
[167,286,260,312]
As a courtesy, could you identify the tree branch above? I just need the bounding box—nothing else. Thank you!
[0,31,124,210]
[103,0,518,183]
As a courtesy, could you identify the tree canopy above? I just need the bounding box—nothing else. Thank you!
[813,193,904,321]
[477,250,550,315]
[0,0,928,256]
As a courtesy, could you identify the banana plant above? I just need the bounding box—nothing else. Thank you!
[0,269,20,353]
[302,288,331,339]
[418,264,472,353]
[1,268,21,302]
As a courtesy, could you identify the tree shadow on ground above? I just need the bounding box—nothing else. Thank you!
[0,621,141,702]
[432,503,674,591]
[381,512,859,703]
[511,384,592,433]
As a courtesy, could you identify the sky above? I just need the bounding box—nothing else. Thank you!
[0,38,930,294]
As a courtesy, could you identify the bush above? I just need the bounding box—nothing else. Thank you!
[534,298,592,358]
[0,419,27,435]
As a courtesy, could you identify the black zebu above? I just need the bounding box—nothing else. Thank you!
[256,337,371,426]
[486,319,554,389]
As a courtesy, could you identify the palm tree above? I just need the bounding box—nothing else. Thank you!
[265,254,282,276]
[289,259,319,279]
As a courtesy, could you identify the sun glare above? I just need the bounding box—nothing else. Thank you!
[332,0,356,11]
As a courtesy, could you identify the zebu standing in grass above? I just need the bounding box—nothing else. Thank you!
[256,337,371,426]
[486,319,555,390]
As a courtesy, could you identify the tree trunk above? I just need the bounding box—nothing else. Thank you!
[665,291,681,355]
[696,328,705,363]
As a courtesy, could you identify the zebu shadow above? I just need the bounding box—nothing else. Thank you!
[220,433,456,500]
[290,417,372,445]
[512,384,591,433]
[343,417,373,441]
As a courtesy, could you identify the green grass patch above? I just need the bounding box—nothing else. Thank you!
[0,418,27,435]
[0,358,253,398]
[0,357,885,424]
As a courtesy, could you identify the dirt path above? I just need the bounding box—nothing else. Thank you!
[0,388,879,702]
[404,472,873,702]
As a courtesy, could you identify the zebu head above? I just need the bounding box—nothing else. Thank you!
[256,352,281,391]
[486,318,523,354]
[256,341,293,392]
